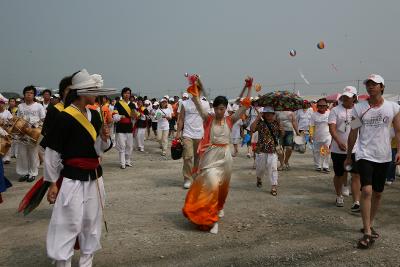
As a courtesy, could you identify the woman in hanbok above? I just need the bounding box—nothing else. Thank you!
[182,78,252,234]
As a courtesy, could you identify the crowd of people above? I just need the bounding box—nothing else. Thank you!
[0,70,399,266]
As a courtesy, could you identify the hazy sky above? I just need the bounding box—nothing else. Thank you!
[1,0,399,98]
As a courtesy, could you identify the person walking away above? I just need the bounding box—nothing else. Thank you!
[275,110,300,170]
[328,86,361,211]
[345,74,400,249]
[176,90,210,189]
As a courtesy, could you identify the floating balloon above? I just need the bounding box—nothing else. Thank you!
[255,83,262,92]
[289,49,297,57]
[317,41,325,49]
[184,72,189,77]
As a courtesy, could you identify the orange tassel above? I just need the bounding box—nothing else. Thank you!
[241,97,251,108]
[187,84,199,97]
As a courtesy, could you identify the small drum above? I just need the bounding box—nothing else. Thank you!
[24,126,43,145]
[0,136,11,157]
[8,117,29,135]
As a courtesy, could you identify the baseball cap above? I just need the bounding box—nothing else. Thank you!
[160,98,167,103]
[153,101,159,106]
[363,74,384,86]
[262,106,275,113]
[144,100,151,105]
[169,97,174,102]
[182,93,189,98]
[342,86,357,98]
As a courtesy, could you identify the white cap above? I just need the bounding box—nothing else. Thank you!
[153,101,159,106]
[363,74,384,85]
[342,86,357,98]
[163,95,169,99]
[182,93,189,98]
[144,100,151,105]
[169,97,174,102]
[160,98,167,103]
[262,106,275,113]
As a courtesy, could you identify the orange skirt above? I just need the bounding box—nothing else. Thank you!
[182,145,232,229]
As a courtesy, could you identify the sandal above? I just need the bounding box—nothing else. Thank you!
[357,234,375,249]
[270,188,277,196]
[360,227,380,239]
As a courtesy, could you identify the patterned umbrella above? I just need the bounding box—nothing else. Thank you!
[258,90,304,111]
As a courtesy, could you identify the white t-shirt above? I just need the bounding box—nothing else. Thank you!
[232,119,243,139]
[295,108,312,131]
[328,105,355,154]
[180,99,210,139]
[0,109,13,122]
[310,111,331,143]
[156,108,172,131]
[352,99,400,162]
[276,111,295,131]
[17,102,46,126]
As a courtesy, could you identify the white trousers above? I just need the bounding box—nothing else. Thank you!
[47,177,105,262]
[313,140,331,169]
[157,130,169,153]
[55,253,93,267]
[135,128,146,150]
[115,133,133,166]
[256,153,278,186]
[16,143,39,176]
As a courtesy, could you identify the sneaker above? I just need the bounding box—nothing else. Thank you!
[18,175,29,182]
[218,209,224,218]
[120,165,126,169]
[27,176,36,183]
[210,223,218,234]
[322,168,330,173]
[3,160,10,164]
[385,180,393,185]
[315,168,322,172]
[284,163,290,170]
[351,202,361,212]
[336,196,344,207]
[126,163,133,167]
[161,151,166,156]
[183,180,192,189]
[342,185,350,197]
[139,148,144,152]
[246,153,251,158]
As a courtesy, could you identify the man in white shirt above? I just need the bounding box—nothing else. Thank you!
[176,97,210,189]
[17,86,46,182]
[328,86,361,211]
[41,89,52,111]
[346,74,400,249]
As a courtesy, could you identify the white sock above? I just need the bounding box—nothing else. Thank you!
[79,254,94,267]
[56,258,72,267]
[210,223,218,234]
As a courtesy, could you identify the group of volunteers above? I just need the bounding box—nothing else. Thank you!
[0,70,398,266]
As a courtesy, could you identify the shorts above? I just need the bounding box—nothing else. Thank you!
[331,152,358,177]
[281,131,294,147]
[169,119,176,131]
[357,159,391,193]
[231,138,241,145]
[151,122,157,131]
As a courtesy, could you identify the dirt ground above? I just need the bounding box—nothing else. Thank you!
[1,139,400,267]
